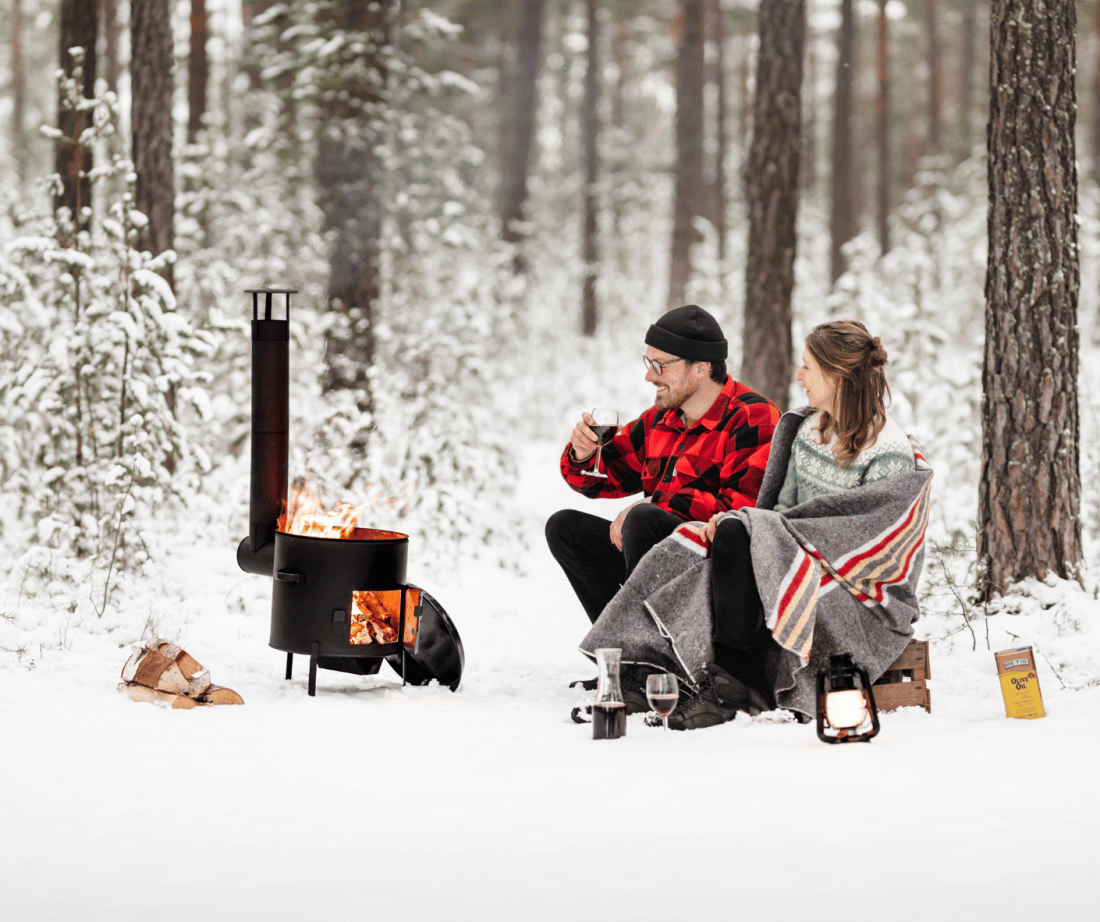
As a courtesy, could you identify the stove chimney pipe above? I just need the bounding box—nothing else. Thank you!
[237,288,293,576]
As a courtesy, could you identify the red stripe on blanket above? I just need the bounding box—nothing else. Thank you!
[835,492,923,577]
[775,553,814,632]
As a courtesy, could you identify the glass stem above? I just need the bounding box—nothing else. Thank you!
[663,716,668,732]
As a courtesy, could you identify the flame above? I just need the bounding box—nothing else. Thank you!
[349,587,422,647]
[277,477,411,539]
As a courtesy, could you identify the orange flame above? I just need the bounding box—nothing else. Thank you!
[277,477,411,540]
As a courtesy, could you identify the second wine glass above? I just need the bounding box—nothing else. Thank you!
[646,673,680,732]
[586,408,619,478]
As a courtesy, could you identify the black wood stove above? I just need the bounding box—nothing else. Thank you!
[236,289,464,696]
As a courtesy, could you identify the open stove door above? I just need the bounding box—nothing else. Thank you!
[386,585,464,692]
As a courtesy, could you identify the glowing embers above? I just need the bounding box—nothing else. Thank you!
[350,587,423,649]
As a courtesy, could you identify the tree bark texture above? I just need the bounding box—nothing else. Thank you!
[875,0,889,256]
[11,0,25,186]
[499,0,545,249]
[101,0,121,95]
[315,0,392,401]
[958,0,977,162]
[55,0,98,221]
[980,0,1081,597]
[829,0,856,285]
[188,0,209,143]
[1092,0,1100,185]
[709,0,728,263]
[581,0,600,336]
[926,0,942,155]
[131,0,175,278]
[741,0,804,412]
[667,0,706,313]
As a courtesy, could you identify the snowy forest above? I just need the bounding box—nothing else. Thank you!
[1,2,1098,918]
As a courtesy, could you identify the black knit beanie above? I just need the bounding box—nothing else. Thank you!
[645,304,728,362]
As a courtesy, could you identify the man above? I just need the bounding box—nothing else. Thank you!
[546,304,780,624]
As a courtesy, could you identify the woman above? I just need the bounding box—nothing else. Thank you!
[579,320,933,729]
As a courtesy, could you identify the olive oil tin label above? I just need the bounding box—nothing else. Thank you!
[994,646,1046,720]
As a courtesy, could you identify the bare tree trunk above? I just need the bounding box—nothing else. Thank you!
[926,0,942,156]
[101,0,121,95]
[131,0,175,286]
[581,0,601,336]
[958,0,977,161]
[1092,0,1100,185]
[11,0,25,188]
[667,0,706,312]
[188,0,208,144]
[315,0,392,409]
[741,0,804,412]
[55,0,98,224]
[499,0,545,257]
[801,0,816,193]
[829,0,856,285]
[709,0,728,263]
[980,0,1081,598]
[875,0,889,256]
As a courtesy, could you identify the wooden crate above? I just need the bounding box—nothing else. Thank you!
[872,640,931,713]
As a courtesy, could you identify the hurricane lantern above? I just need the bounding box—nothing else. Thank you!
[816,653,880,744]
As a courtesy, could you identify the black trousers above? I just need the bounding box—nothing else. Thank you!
[545,503,684,623]
[710,516,776,698]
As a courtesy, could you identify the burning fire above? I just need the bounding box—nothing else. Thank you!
[278,478,407,540]
[277,477,420,648]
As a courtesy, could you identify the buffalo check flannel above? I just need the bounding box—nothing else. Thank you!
[560,376,780,521]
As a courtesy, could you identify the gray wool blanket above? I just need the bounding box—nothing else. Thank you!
[579,406,934,720]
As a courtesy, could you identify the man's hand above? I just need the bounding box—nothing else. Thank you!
[610,499,647,550]
[570,411,599,463]
[701,513,723,544]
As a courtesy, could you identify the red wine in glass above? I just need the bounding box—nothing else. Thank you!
[645,674,680,732]
[586,408,619,478]
[592,702,627,739]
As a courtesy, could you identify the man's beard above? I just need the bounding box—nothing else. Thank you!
[654,379,694,411]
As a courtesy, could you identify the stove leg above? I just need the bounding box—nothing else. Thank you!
[285,652,294,681]
[308,642,319,697]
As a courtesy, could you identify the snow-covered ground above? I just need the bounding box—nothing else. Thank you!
[2,442,1099,921]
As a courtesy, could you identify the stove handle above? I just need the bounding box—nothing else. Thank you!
[275,569,305,584]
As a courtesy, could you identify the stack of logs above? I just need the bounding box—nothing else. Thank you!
[120,639,244,709]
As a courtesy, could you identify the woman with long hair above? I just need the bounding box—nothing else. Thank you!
[578,320,933,730]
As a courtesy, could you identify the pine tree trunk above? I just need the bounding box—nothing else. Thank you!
[875,0,889,256]
[801,7,816,194]
[667,0,706,313]
[709,0,728,264]
[11,0,24,187]
[188,0,208,144]
[980,0,1081,598]
[581,0,600,337]
[829,0,856,285]
[499,0,545,254]
[55,0,98,222]
[100,0,120,95]
[1092,0,1100,185]
[926,0,942,156]
[315,0,392,408]
[741,0,804,412]
[131,0,175,285]
[958,0,977,161]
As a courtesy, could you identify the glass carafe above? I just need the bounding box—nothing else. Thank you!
[593,648,627,740]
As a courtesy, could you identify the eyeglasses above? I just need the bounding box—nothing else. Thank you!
[642,356,685,376]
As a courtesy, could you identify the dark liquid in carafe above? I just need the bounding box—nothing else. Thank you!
[592,702,627,739]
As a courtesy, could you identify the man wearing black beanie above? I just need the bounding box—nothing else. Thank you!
[546,304,780,626]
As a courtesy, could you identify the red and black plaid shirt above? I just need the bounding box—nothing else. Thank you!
[560,376,780,522]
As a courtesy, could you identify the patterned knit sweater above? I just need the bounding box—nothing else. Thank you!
[773,411,915,511]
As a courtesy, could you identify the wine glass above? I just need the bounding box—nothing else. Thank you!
[646,673,680,732]
[586,408,619,478]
